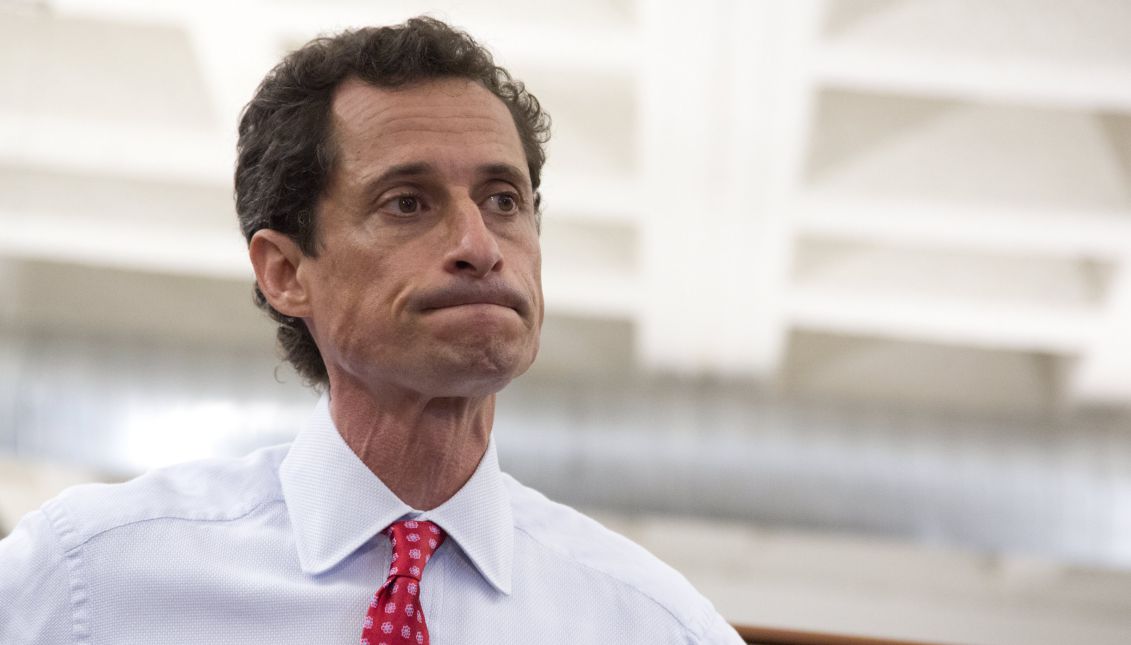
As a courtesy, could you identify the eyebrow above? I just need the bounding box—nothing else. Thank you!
[479,163,531,190]
[368,162,434,187]
[363,161,532,195]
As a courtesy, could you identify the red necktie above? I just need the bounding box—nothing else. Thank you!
[360,520,446,645]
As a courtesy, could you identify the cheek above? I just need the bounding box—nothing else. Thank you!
[529,247,544,305]
[309,256,378,335]
[510,232,542,278]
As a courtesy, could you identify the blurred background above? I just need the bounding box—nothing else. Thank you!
[2,0,1131,643]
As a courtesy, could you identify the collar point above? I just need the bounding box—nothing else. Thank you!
[488,575,513,596]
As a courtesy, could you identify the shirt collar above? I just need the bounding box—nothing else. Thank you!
[424,429,514,594]
[279,394,514,595]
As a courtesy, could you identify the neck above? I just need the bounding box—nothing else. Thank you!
[327,375,495,511]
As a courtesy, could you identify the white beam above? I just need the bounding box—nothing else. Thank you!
[795,195,1131,261]
[636,0,821,376]
[541,270,638,320]
[1070,260,1131,405]
[46,0,642,74]
[46,0,193,25]
[184,2,282,138]
[814,0,1131,113]
[635,0,725,373]
[743,0,824,374]
[0,112,231,186]
[264,10,643,74]
[805,98,1127,211]
[0,209,250,278]
[814,43,1131,113]
[538,171,641,225]
[787,286,1099,355]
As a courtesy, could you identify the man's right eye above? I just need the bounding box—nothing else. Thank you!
[382,194,423,216]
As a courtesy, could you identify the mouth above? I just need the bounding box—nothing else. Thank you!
[417,285,527,317]
[428,302,514,313]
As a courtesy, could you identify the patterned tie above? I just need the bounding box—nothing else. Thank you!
[361,520,446,645]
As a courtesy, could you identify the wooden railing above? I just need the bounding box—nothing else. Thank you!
[735,624,949,645]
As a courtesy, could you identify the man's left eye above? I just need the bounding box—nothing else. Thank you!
[487,193,518,213]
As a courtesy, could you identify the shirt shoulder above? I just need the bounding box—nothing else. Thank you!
[0,508,73,643]
[41,443,289,553]
[503,474,733,642]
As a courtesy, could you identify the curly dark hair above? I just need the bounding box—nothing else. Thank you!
[234,16,551,388]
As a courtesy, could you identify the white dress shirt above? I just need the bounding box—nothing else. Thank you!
[0,396,744,644]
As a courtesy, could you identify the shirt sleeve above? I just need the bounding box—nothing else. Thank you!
[0,509,75,644]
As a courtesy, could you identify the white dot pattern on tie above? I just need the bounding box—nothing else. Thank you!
[359,520,446,645]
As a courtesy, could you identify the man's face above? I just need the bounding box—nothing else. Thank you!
[299,77,543,399]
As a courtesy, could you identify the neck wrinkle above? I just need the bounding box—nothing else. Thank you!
[327,374,495,511]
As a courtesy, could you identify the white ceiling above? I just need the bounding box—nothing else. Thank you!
[2,0,1130,412]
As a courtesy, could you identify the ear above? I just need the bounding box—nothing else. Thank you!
[249,229,313,318]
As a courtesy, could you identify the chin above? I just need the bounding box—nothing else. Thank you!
[428,340,537,396]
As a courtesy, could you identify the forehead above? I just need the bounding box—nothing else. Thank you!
[329,76,527,179]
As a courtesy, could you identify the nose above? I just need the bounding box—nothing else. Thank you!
[443,197,503,278]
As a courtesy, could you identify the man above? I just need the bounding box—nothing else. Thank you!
[0,17,743,644]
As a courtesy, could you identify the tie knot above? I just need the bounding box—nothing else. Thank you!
[384,520,446,581]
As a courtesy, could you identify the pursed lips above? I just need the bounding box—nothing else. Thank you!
[417,284,527,316]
